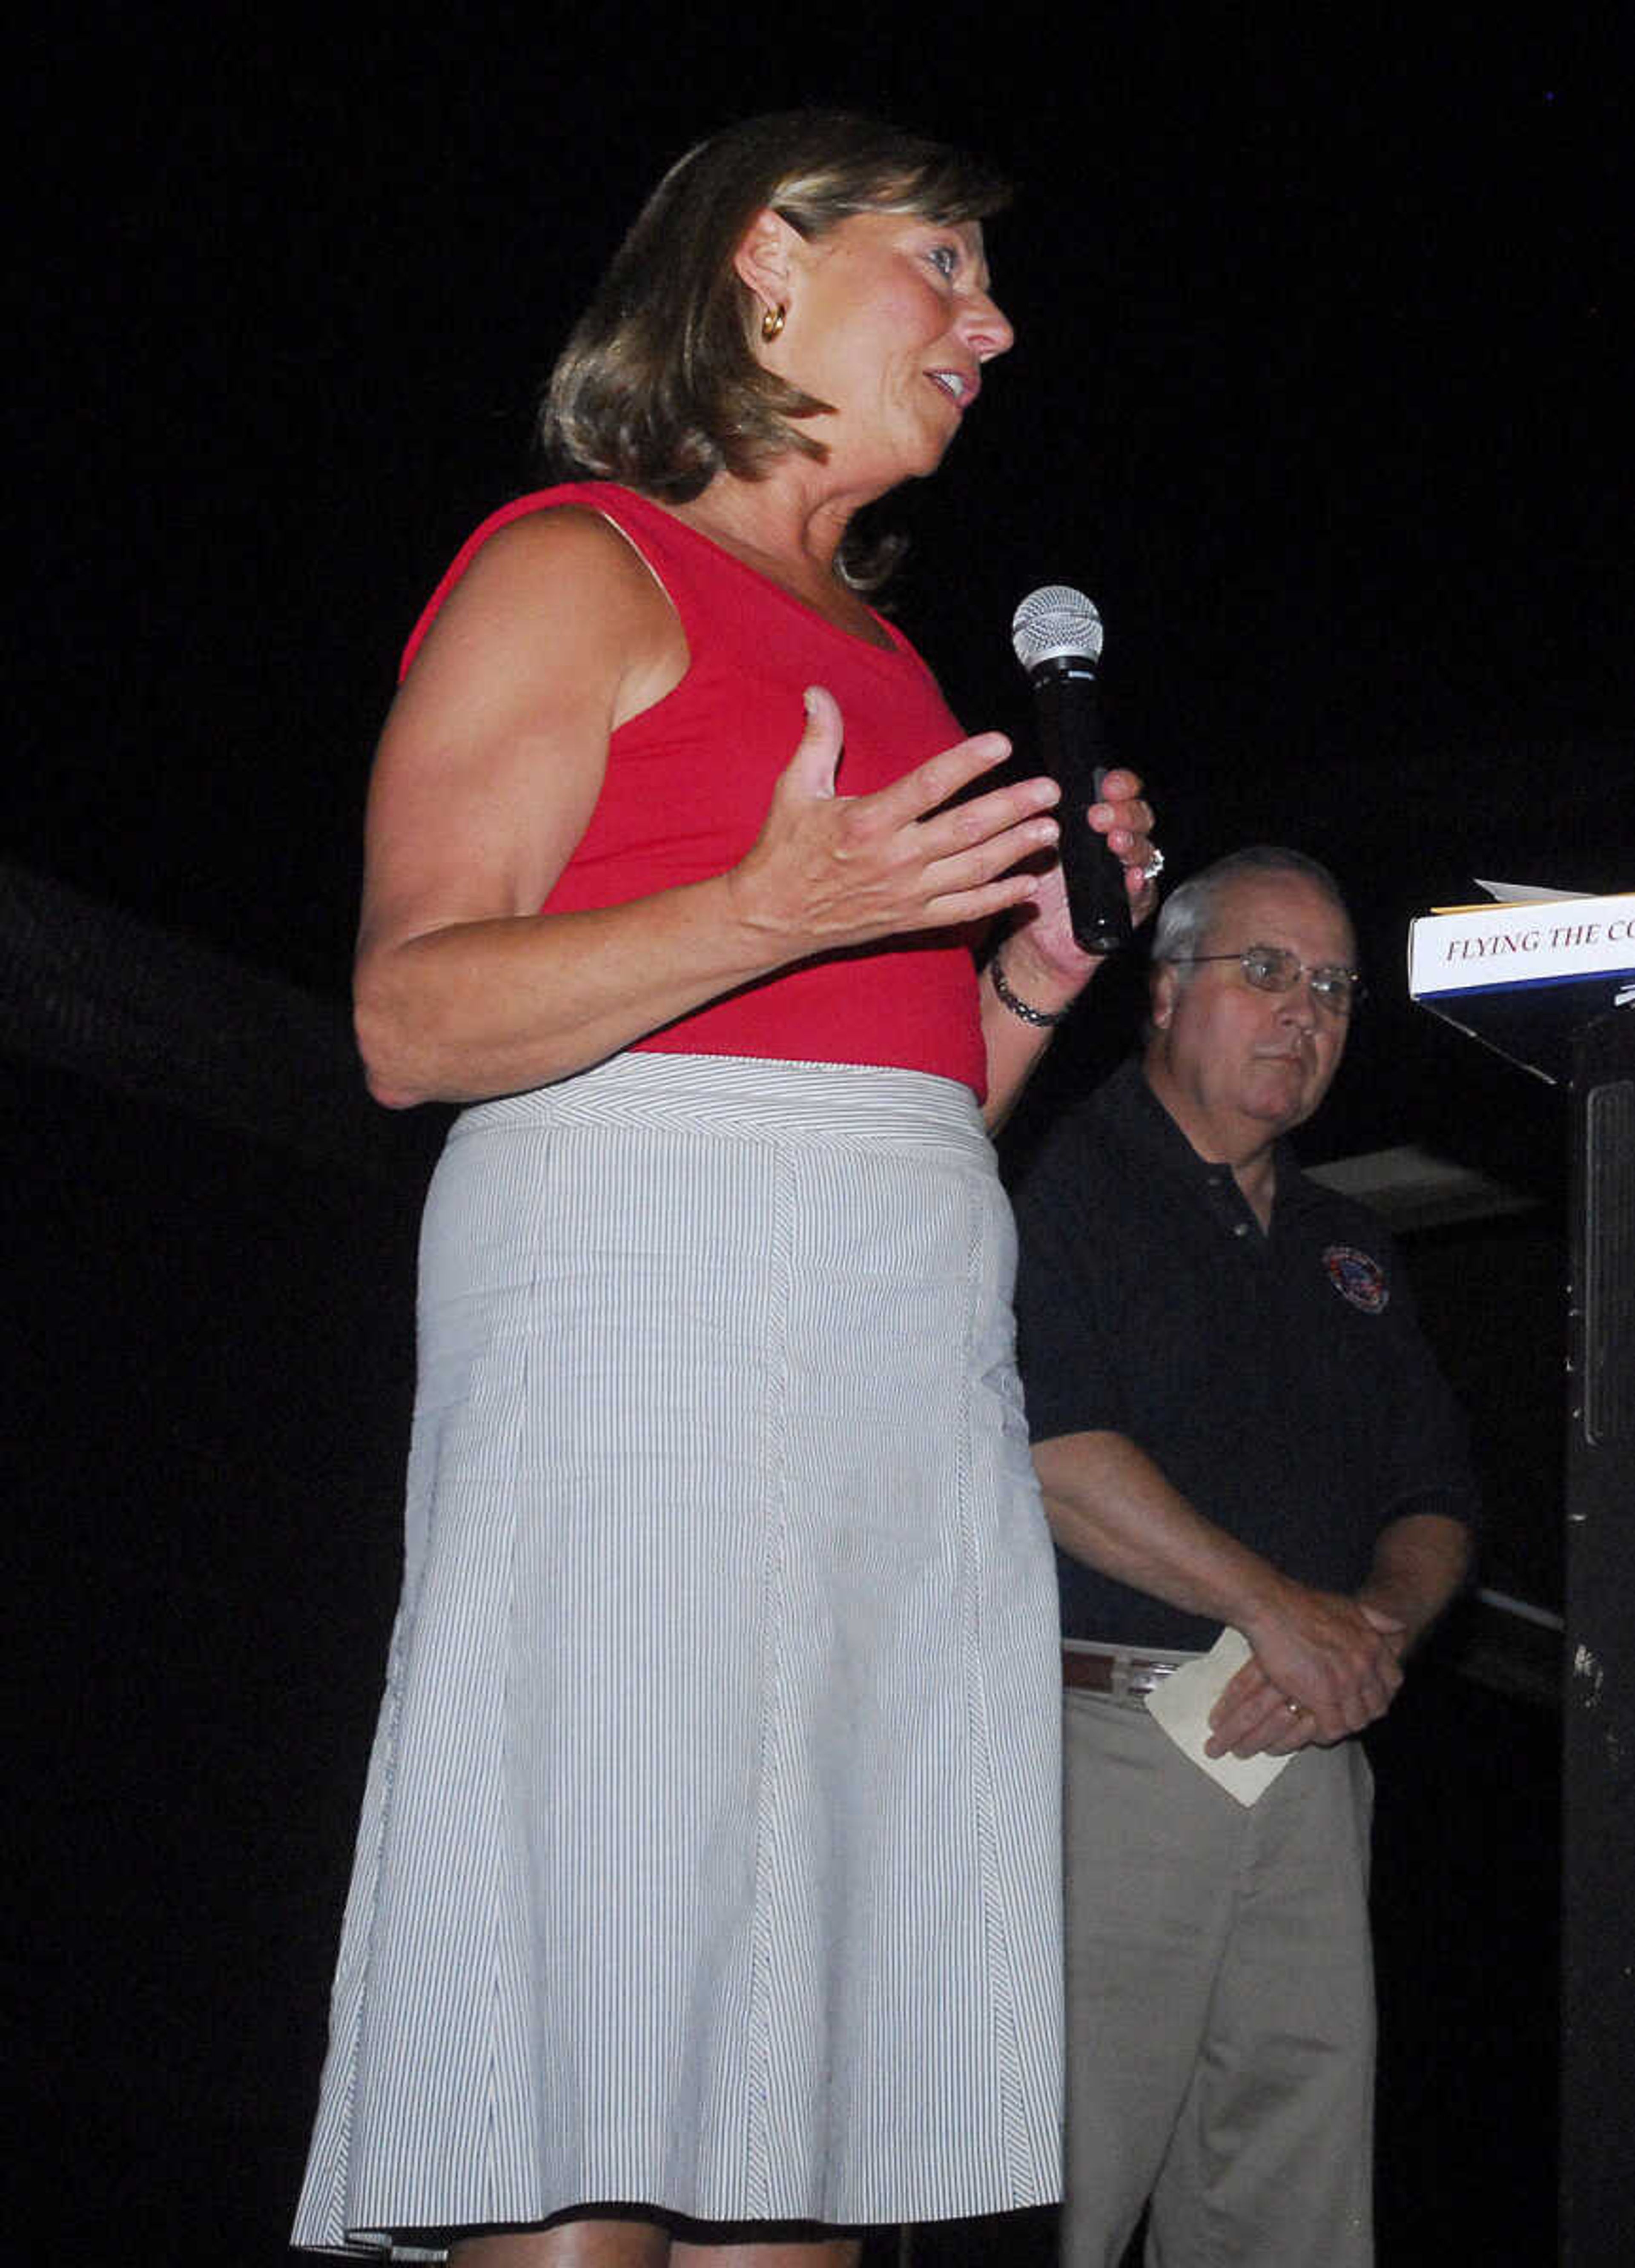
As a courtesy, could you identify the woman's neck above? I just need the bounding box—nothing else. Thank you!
[669,471,889,641]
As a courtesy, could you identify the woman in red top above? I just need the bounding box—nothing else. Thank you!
[294,111,1157,2268]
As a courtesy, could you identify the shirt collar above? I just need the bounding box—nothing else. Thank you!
[1100,1058,1317,1236]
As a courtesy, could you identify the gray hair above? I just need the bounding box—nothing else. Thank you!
[1152,846,1352,977]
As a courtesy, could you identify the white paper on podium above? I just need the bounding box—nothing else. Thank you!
[1143,1627,1297,1806]
[1473,878,1594,903]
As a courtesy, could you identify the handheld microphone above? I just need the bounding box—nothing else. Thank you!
[1010,585,1133,957]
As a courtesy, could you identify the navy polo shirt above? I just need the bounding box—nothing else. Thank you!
[1012,1059,1479,1651]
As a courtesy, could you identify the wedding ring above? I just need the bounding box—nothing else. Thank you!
[1139,848,1166,884]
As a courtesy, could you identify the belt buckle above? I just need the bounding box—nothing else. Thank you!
[1119,1653,1179,1700]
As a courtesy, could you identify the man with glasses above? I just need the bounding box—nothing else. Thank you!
[1012,846,1477,2268]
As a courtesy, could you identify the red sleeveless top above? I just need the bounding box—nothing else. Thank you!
[401,483,987,1096]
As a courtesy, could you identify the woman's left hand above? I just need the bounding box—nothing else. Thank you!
[1005,766,1159,984]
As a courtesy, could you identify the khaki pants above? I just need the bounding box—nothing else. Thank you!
[1062,1689,1375,2267]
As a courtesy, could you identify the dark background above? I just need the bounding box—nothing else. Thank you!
[6,6,1629,2260]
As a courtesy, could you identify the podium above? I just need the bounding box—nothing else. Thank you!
[1410,898,1635,2263]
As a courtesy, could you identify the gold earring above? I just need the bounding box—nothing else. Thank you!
[761,302,787,342]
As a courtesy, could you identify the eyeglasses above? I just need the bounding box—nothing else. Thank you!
[1164,945,1364,1016]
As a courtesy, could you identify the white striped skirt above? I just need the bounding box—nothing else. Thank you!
[293,1052,1064,2258]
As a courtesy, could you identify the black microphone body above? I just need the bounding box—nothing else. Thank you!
[1028,655,1133,957]
[1012,589,1133,957]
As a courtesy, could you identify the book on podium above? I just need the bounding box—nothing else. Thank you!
[1407,881,1635,1084]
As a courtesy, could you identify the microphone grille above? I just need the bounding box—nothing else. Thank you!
[1011,585,1104,671]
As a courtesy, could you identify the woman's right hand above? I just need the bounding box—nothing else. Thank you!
[355,525,1058,1111]
[728,685,1063,954]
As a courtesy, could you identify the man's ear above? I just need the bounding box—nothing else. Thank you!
[732,206,803,309]
[1150,963,1178,1031]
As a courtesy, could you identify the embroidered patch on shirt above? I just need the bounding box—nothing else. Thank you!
[1323,1243,1389,1313]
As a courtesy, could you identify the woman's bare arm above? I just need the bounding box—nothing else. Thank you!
[353,509,1066,1107]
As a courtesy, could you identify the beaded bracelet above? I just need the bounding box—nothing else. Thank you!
[988,949,1072,1028]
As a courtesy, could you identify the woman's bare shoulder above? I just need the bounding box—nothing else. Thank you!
[433,497,643,596]
[406,499,680,694]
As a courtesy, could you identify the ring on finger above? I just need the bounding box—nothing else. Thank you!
[1139,847,1165,884]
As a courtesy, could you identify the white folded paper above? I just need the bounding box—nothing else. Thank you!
[1144,1627,1297,1806]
